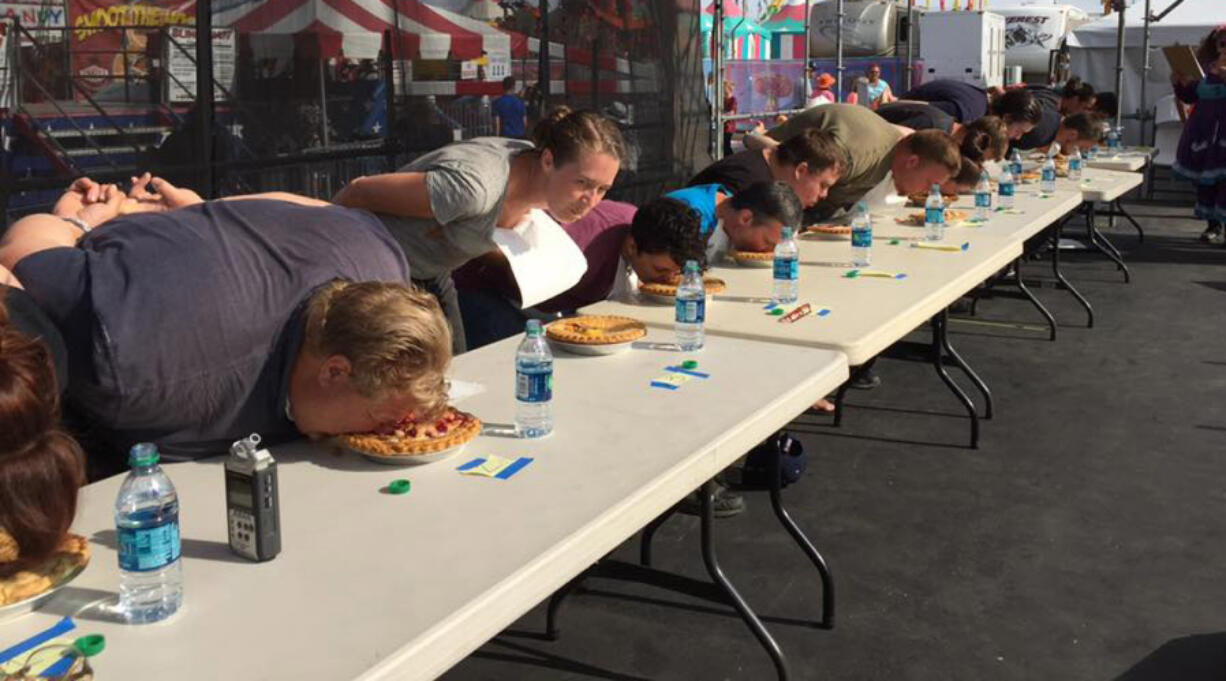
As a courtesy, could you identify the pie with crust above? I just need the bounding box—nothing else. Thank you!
[895,209,971,226]
[729,249,774,263]
[340,407,482,457]
[546,315,646,345]
[0,533,90,606]
[807,224,852,236]
[906,193,959,208]
[639,277,726,297]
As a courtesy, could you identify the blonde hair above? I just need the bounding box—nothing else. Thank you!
[304,281,452,417]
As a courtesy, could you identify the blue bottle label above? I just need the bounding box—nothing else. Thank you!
[1070,158,1082,171]
[1042,167,1056,182]
[676,297,705,324]
[851,228,872,248]
[999,183,1015,197]
[516,369,552,403]
[772,257,799,281]
[1011,162,1023,176]
[925,207,945,224]
[118,520,180,572]
[975,192,991,208]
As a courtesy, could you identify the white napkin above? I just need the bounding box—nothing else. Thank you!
[492,208,589,309]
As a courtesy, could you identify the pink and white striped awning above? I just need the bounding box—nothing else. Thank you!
[216,0,529,60]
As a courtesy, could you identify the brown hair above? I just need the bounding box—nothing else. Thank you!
[304,281,453,419]
[0,298,86,577]
[953,157,984,188]
[991,88,1043,125]
[1062,112,1102,142]
[961,116,1009,162]
[1196,26,1226,67]
[775,128,847,176]
[902,129,963,174]
[531,106,626,167]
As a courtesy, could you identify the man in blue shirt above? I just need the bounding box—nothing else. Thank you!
[492,76,527,139]
[665,181,802,261]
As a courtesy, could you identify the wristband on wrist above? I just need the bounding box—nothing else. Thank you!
[60,216,91,233]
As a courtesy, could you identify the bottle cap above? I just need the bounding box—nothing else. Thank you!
[129,442,159,467]
[682,360,699,369]
[525,319,543,336]
[684,259,699,273]
[387,479,412,495]
[73,634,106,658]
[781,226,794,239]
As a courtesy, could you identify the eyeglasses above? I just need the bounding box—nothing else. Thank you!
[0,635,103,681]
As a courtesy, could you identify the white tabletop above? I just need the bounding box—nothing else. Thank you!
[860,189,1083,246]
[585,230,1022,366]
[1075,167,1144,203]
[0,332,847,681]
[1084,150,1150,172]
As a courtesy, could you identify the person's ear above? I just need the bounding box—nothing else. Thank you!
[736,208,754,228]
[905,154,921,170]
[318,355,353,387]
[540,148,555,173]
[794,162,809,179]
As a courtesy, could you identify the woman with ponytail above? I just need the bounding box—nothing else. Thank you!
[333,107,626,352]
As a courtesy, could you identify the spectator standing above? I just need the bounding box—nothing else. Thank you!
[723,80,739,157]
[492,76,528,139]
[862,64,895,110]
[807,73,837,107]
[1173,26,1226,244]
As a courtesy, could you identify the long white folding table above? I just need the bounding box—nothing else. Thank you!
[1083,148,1152,173]
[1071,168,1146,282]
[0,332,847,681]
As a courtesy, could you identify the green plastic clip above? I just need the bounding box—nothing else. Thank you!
[387,479,411,495]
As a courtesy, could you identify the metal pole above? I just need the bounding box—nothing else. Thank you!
[713,0,724,160]
[802,0,811,104]
[1139,0,1151,145]
[195,0,214,197]
[318,59,330,148]
[905,0,915,91]
[1112,0,1125,131]
[538,1,550,112]
[835,0,844,101]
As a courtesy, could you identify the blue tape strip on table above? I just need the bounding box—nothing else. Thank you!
[664,366,711,378]
[456,457,534,479]
[0,617,76,664]
[41,652,77,677]
[649,381,679,390]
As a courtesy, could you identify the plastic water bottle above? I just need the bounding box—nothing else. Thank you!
[850,201,872,267]
[1086,144,1099,161]
[998,166,1016,209]
[974,171,992,221]
[115,443,182,624]
[1068,148,1083,181]
[675,259,705,351]
[1040,153,1057,193]
[1106,125,1121,151]
[1009,149,1024,178]
[923,184,945,242]
[772,226,800,304]
[514,320,553,438]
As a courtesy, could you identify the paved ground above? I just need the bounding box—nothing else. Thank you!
[444,204,1226,681]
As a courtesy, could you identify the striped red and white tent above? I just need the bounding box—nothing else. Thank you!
[215,0,530,61]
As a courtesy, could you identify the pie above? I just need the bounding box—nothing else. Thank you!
[339,407,482,457]
[806,224,851,235]
[546,315,646,345]
[0,533,90,606]
[729,249,774,264]
[1019,171,1041,183]
[639,278,726,297]
[895,209,971,226]
[906,193,959,208]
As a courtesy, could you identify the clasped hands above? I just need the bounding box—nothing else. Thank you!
[52,173,204,231]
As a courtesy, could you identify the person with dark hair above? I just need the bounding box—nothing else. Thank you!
[0,290,87,580]
[0,177,454,463]
[943,157,984,194]
[900,78,991,123]
[492,76,527,139]
[1060,77,1096,115]
[876,105,1008,163]
[862,63,895,110]
[875,100,956,133]
[334,107,625,351]
[665,181,803,260]
[1173,25,1226,244]
[688,128,845,208]
[1092,91,1118,119]
[991,87,1044,139]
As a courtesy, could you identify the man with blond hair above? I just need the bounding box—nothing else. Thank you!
[0,177,452,464]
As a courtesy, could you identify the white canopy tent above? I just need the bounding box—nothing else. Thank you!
[1067,0,1221,144]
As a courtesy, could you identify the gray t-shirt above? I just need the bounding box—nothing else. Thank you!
[379,137,534,280]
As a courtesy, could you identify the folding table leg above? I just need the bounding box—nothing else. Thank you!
[545,573,587,641]
[769,440,834,629]
[699,479,792,680]
[1051,219,1094,327]
[1012,256,1057,341]
[939,310,993,420]
[832,377,852,427]
[1113,199,1145,243]
[639,506,678,567]
[1085,204,1131,283]
[931,313,980,448]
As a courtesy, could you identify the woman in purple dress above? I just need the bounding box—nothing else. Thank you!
[1173,25,1226,244]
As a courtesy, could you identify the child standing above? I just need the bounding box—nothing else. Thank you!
[1173,26,1226,244]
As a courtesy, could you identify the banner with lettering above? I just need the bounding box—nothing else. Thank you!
[68,0,193,100]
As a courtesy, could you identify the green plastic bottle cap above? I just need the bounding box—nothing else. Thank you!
[387,479,411,495]
[770,308,785,316]
[682,360,699,369]
[73,634,105,658]
[128,443,159,467]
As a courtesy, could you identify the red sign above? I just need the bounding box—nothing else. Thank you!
[68,0,194,99]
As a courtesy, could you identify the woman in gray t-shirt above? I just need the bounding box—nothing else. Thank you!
[334,108,625,352]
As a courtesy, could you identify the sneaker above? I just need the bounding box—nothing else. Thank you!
[1200,224,1224,244]
[678,482,746,518]
[850,368,882,390]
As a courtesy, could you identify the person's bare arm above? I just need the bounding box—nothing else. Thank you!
[219,192,330,207]
[0,181,124,271]
[0,263,21,289]
[742,133,779,151]
[331,173,435,218]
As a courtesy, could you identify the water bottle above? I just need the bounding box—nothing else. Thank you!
[1009,149,1024,178]
[1068,148,1083,181]
[772,226,800,304]
[923,183,945,242]
[675,259,705,351]
[974,171,992,221]
[850,201,872,267]
[998,166,1016,209]
[1106,125,1121,150]
[1086,144,1099,161]
[514,320,553,438]
[1040,153,1057,193]
[115,443,182,624]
